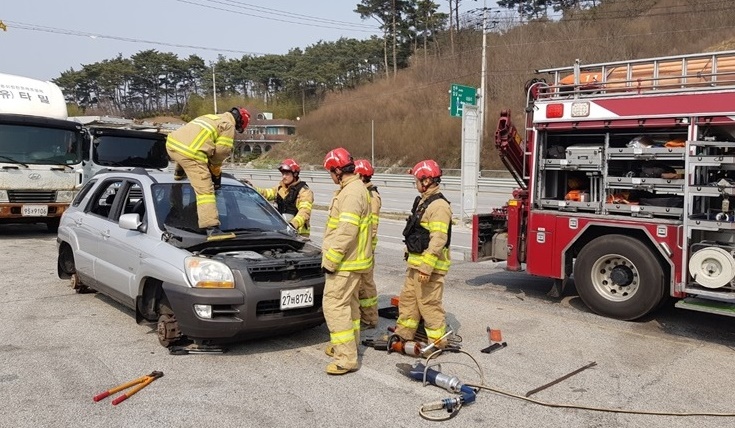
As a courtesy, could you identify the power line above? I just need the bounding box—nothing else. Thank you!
[175,0,379,33]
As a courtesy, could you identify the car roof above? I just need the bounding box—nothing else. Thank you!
[91,168,243,185]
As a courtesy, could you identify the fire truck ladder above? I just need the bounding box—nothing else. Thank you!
[535,50,735,99]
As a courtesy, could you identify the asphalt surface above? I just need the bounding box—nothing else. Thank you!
[2,216,735,428]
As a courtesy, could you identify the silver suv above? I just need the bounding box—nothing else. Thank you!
[56,169,325,347]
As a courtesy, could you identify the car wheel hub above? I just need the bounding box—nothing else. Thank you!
[157,314,181,347]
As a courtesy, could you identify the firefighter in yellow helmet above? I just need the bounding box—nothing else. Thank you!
[394,160,452,348]
[166,107,250,241]
[255,159,314,238]
[321,148,373,375]
[354,159,381,329]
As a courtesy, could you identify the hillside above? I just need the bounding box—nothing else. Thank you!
[260,0,735,172]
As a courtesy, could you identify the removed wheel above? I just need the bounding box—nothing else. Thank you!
[573,234,664,320]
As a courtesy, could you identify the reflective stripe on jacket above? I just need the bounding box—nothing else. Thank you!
[406,185,452,275]
[166,113,235,165]
[322,175,373,272]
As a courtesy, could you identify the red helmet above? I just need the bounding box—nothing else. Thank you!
[354,159,374,177]
[230,107,251,132]
[323,147,354,171]
[410,159,442,180]
[278,158,300,174]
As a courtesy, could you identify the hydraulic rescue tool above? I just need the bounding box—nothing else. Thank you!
[93,371,164,405]
[397,361,477,421]
[362,333,461,357]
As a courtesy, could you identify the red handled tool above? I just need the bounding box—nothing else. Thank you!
[93,371,164,405]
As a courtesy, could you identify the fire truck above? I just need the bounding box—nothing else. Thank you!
[471,50,735,320]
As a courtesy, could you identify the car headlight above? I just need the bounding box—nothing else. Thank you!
[56,190,76,203]
[0,190,8,203]
[184,256,234,288]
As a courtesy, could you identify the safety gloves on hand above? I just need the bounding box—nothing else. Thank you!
[209,164,222,190]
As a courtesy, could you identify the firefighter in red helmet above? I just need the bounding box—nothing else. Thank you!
[321,148,373,375]
[256,158,314,237]
[166,107,250,241]
[353,159,381,329]
[394,159,453,348]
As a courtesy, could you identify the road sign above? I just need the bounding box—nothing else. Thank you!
[449,84,477,117]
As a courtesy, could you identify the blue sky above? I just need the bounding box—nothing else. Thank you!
[0,0,481,81]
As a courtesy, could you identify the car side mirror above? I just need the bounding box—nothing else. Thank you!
[119,213,145,232]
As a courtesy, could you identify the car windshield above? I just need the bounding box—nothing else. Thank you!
[151,183,290,233]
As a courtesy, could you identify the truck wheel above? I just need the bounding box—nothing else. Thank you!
[574,234,664,320]
[157,302,181,347]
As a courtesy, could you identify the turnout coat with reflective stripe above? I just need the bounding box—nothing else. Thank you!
[406,185,452,275]
[166,113,236,166]
[322,175,373,273]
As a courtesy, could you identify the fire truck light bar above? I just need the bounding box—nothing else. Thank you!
[571,102,590,117]
[546,103,564,118]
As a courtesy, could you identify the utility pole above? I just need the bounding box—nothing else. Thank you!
[212,63,218,114]
[479,0,488,149]
[371,120,375,166]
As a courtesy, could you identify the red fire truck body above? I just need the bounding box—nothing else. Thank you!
[472,50,735,320]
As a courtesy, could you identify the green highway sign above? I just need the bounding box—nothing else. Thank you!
[449,84,477,117]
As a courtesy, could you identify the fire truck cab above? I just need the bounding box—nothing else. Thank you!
[473,50,735,320]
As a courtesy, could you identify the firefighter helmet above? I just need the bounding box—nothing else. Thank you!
[230,107,251,132]
[323,148,354,171]
[278,158,301,174]
[410,159,442,180]
[354,159,374,177]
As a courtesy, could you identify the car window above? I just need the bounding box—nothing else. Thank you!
[151,183,288,232]
[72,179,96,207]
[86,179,125,219]
[119,182,146,222]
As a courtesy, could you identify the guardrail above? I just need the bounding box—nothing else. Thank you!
[224,167,518,192]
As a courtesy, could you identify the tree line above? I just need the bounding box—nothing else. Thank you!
[52,0,602,119]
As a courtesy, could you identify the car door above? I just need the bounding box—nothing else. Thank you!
[93,180,146,308]
[74,178,124,284]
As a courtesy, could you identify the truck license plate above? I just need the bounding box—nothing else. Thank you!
[21,205,48,217]
[280,287,314,310]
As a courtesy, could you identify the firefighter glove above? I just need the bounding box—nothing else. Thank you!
[211,173,222,190]
[209,164,222,176]
[321,267,334,275]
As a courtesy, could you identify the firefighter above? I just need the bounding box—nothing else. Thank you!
[394,159,452,348]
[255,159,314,237]
[354,159,381,329]
[166,107,250,241]
[321,148,373,375]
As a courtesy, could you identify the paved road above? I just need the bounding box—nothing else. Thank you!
[2,220,735,427]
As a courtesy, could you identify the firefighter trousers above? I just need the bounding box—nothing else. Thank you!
[358,267,378,326]
[394,268,447,343]
[323,270,363,370]
[166,149,220,229]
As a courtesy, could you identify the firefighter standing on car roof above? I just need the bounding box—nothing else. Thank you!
[255,159,314,238]
[321,148,373,375]
[166,107,250,241]
[394,160,452,348]
[354,159,381,329]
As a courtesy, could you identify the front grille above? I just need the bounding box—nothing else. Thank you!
[248,262,322,282]
[8,190,56,203]
[256,294,323,317]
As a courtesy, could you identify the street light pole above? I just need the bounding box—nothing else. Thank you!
[212,63,218,114]
[479,0,488,148]
[371,119,375,166]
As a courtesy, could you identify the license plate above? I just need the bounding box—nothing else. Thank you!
[280,287,314,310]
[22,205,48,217]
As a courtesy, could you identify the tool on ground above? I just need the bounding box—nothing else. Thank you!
[363,334,461,356]
[487,327,503,343]
[397,361,477,421]
[169,342,226,355]
[525,361,597,397]
[93,371,164,405]
[480,341,507,354]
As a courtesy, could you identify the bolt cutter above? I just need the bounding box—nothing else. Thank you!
[93,371,164,405]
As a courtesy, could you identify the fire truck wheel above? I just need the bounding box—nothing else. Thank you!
[574,235,663,320]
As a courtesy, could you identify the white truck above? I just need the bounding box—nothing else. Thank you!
[68,116,178,183]
[0,73,84,231]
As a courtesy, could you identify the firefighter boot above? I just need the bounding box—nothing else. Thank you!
[326,362,358,375]
[173,164,186,181]
[325,344,335,357]
[206,227,235,241]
